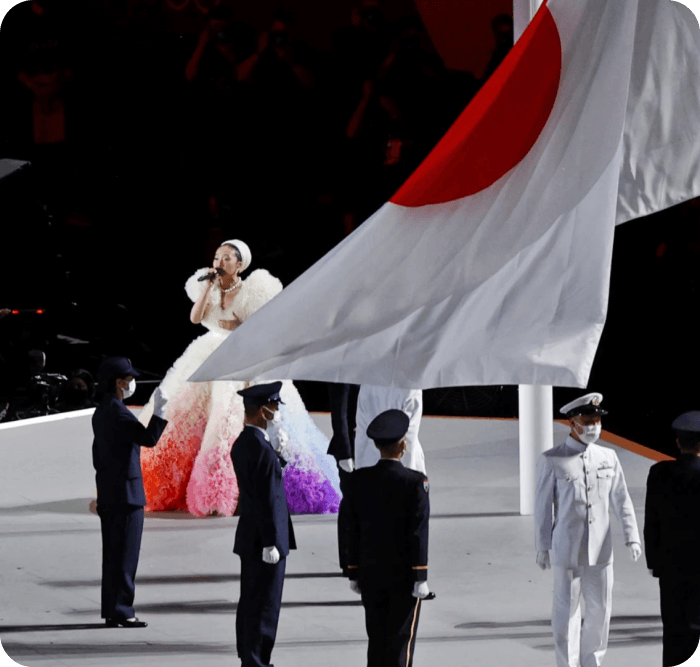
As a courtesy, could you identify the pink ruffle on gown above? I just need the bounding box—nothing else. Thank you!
[138,268,341,517]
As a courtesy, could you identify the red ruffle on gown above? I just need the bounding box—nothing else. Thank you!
[138,329,245,516]
[141,379,213,512]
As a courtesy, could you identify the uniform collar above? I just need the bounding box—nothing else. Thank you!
[566,435,588,453]
[105,394,129,412]
[678,453,700,468]
[246,423,270,442]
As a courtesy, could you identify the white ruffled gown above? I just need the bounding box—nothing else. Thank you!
[138,268,341,516]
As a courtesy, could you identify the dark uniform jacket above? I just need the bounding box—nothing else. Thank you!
[327,382,360,460]
[346,459,429,584]
[645,454,700,578]
[92,394,167,508]
[231,425,297,558]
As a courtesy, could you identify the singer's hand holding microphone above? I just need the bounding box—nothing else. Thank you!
[197,267,225,283]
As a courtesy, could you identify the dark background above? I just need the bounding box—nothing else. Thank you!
[0,0,697,457]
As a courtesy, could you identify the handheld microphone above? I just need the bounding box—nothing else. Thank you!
[197,267,225,282]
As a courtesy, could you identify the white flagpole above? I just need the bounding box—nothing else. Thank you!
[514,0,554,516]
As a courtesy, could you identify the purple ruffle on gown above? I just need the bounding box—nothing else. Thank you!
[283,459,341,514]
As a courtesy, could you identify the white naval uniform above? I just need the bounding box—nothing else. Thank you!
[354,386,427,474]
[535,436,640,667]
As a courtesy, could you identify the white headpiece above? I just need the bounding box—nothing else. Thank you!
[221,239,252,272]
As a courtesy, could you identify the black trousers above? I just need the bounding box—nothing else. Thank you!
[660,576,700,667]
[336,467,353,574]
[236,556,286,667]
[98,505,144,620]
[360,581,422,667]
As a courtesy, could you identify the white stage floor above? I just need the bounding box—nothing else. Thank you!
[0,410,667,666]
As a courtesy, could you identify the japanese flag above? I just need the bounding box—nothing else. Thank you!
[192,0,700,389]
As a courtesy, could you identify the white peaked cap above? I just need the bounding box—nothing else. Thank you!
[560,392,605,416]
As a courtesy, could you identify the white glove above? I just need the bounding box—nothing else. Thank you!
[339,458,355,473]
[153,387,169,419]
[266,418,289,455]
[627,542,642,562]
[262,546,280,564]
[349,580,361,595]
[536,551,551,570]
[272,427,289,454]
[412,581,430,599]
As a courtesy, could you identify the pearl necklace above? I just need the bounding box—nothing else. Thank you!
[221,277,241,294]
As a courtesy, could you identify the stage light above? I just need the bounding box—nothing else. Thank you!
[36,309,44,314]
[11,310,19,315]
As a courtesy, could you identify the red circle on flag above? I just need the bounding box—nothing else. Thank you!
[390,6,561,208]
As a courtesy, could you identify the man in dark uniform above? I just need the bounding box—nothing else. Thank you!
[644,410,700,667]
[327,381,360,575]
[92,357,168,628]
[345,409,431,667]
[231,381,296,667]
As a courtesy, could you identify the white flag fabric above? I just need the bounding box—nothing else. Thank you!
[617,0,700,224]
[191,0,700,389]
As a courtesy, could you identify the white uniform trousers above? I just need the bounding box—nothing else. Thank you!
[552,563,613,667]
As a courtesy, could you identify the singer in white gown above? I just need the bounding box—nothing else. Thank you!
[137,239,341,516]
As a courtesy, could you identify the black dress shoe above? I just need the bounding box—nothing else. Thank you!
[105,617,148,628]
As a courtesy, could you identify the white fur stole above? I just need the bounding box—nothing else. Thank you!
[184,268,283,324]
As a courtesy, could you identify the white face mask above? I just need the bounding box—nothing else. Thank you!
[122,378,136,400]
[262,405,280,425]
[579,424,601,444]
[262,404,287,453]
